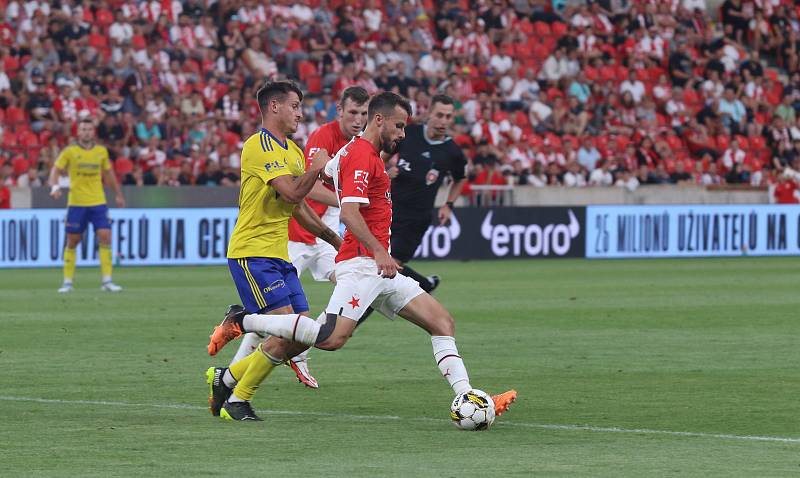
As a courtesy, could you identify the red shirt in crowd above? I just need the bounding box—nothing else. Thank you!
[774,179,799,204]
[0,185,10,209]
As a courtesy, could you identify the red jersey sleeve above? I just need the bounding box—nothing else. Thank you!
[339,148,373,205]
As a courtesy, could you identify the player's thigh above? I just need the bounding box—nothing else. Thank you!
[307,244,336,282]
[287,241,311,276]
[396,291,455,337]
[282,261,309,314]
[324,258,384,321]
[89,205,112,243]
[227,257,295,314]
[65,206,89,237]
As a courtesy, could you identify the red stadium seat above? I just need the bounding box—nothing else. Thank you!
[306,75,323,94]
[11,156,29,175]
[665,135,684,151]
[715,135,730,151]
[551,22,567,38]
[114,157,134,178]
[297,61,317,82]
[5,106,25,124]
[534,21,551,37]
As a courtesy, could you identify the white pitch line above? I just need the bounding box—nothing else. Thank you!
[1,395,798,444]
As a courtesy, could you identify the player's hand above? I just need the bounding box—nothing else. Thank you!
[310,148,330,172]
[387,166,399,179]
[49,187,62,200]
[115,193,126,208]
[438,205,452,225]
[375,249,400,278]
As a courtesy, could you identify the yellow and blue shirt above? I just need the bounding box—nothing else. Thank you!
[227,128,306,261]
[55,143,111,207]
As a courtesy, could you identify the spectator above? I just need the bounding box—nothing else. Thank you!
[589,159,614,186]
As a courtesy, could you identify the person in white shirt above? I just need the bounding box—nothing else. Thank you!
[578,137,601,172]
[539,47,569,82]
[589,159,614,186]
[721,140,747,170]
[620,71,646,103]
[109,12,134,45]
[615,169,640,191]
[563,161,587,187]
[363,0,382,31]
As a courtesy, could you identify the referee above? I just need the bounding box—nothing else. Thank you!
[389,94,467,292]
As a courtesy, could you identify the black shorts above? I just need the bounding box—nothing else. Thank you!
[390,210,432,263]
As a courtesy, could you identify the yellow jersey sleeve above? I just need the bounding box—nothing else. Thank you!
[55,147,71,171]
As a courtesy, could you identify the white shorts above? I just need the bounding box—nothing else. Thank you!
[325,257,424,321]
[288,241,336,282]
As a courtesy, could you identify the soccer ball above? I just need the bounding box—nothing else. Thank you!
[450,389,495,431]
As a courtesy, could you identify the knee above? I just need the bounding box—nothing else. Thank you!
[430,313,455,337]
[316,333,348,351]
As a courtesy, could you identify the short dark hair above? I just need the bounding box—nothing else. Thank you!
[429,94,454,109]
[339,86,369,106]
[78,118,95,126]
[367,92,412,122]
[256,80,304,112]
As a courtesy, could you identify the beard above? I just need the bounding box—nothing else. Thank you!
[380,131,400,155]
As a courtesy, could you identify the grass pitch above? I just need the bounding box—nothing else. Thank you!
[1,258,799,477]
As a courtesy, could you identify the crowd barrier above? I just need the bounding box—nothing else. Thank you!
[2,205,799,268]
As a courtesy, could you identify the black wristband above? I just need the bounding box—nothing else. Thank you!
[446,201,455,210]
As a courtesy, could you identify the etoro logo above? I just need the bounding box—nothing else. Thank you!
[480,209,580,257]
[413,214,461,258]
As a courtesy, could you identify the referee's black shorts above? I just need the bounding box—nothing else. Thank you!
[390,209,432,263]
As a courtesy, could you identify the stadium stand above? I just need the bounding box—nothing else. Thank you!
[1,0,800,202]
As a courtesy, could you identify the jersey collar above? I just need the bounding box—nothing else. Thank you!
[422,124,449,146]
[260,128,288,150]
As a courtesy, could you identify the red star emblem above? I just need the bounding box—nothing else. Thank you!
[348,295,360,309]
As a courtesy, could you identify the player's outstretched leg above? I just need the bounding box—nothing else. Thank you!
[491,390,517,416]
[208,305,246,356]
[205,367,232,416]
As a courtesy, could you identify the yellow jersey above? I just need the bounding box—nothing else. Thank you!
[55,143,111,207]
[227,128,306,261]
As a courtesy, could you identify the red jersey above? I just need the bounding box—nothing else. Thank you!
[332,137,392,262]
[774,180,799,204]
[287,121,350,245]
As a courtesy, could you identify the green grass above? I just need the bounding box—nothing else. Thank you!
[1,258,799,477]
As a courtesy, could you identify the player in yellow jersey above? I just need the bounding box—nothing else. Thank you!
[48,118,125,293]
[205,80,342,421]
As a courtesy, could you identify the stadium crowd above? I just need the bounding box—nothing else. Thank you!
[1,0,800,206]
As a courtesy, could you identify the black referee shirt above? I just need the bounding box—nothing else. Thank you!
[392,124,467,213]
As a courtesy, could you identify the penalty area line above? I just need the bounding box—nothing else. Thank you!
[0,395,798,445]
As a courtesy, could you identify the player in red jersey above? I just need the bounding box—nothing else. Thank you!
[228,87,370,389]
[208,92,517,421]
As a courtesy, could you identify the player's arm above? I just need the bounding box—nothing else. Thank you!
[438,148,469,225]
[292,200,342,250]
[48,165,66,199]
[340,202,399,278]
[270,148,331,204]
[49,146,74,200]
[103,168,126,208]
[306,181,339,207]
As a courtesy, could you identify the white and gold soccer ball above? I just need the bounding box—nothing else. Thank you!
[450,389,495,431]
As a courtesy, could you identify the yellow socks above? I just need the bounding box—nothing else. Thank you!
[99,244,112,281]
[63,247,76,283]
[230,344,282,402]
